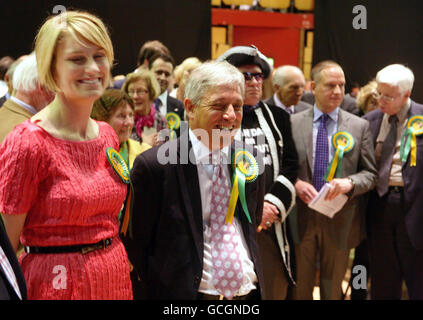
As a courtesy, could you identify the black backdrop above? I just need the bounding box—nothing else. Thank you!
[0,0,211,76]
[313,0,423,102]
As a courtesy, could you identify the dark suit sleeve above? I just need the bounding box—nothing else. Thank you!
[127,150,162,278]
[264,108,299,221]
[341,95,360,116]
[167,96,186,137]
[0,217,27,300]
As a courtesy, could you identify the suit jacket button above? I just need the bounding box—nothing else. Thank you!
[194,276,200,284]
[278,140,282,147]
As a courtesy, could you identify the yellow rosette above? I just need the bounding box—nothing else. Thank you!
[166,112,181,140]
[106,147,132,237]
[324,131,354,182]
[225,149,258,225]
[400,115,423,166]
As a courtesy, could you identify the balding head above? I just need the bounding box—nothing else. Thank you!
[272,65,306,107]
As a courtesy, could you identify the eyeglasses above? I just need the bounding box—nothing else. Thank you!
[128,89,149,96]
[243,72,264,83]
[373,91,396,102]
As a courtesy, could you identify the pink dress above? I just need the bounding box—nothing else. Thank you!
[0,120,132,300]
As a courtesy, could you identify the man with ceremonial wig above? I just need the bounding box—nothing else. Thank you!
[127,61,266,300]
[290,60,377,299]
[364,64,423,299]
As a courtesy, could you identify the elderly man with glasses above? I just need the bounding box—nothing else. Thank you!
[364,64,423,299]
[218,45,299,300]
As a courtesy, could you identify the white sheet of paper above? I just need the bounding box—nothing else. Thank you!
[308,183,348,218]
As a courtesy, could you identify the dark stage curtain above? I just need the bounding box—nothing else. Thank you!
[0,0,211,76]
[313,0,423,102]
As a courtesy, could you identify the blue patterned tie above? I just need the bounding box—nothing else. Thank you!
[313,114,329,191]
[154,98,161,112]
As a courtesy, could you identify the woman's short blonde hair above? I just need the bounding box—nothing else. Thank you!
[35,10,114,92]
[122,70,161,101]
[174,57,202,85]
[357,80,378,114]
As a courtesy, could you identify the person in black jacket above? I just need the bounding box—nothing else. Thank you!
[127,61,266,300]
[148,53,185,139]
[218,45,299,300]
[0,219,26,300]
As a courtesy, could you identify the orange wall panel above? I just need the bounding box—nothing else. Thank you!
[232,27,301,67]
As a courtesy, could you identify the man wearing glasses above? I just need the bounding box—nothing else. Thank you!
[364,64,423,299]
[218,45,299,300]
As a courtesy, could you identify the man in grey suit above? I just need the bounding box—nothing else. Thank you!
[289,60,377,299]
[265,65,312,114]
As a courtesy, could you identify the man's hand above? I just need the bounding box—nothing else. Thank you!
[324,178,354,201]
[142,132,159,146]
[257,201,280,231]
[295,179,318,204]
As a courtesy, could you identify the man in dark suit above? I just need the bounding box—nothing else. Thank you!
[0,219,26,300]
[364,64,423,299]
[265,65,312,114]
[127,61,266,300]
[290,60,377,299]
[148,53,185,133]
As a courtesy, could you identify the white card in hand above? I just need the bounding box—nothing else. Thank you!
[308,183,348,218]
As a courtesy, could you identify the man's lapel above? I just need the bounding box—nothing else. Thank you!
[175,136,204,262]
[228,140,257,239]
[304,108,314,173]
[402,100,420,169]
[337,108,349,133]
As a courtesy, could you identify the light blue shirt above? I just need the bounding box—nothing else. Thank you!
[272,93,294,114]
[312,105,339,167]
[10,96,37,115]
[157,90,168,117]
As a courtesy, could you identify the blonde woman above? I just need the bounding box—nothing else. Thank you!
[0,11,132,299]
[171,57,202,101]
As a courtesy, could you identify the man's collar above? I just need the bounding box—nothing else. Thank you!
[273,93,285,108]
[398,98,411,121]
[158,90,168,106]
[10,96,37,115]
[189,128,230,164]
[313,104,339,123]
[273,93,294,113]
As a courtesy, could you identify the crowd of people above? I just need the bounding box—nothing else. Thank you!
[0,9,422,301]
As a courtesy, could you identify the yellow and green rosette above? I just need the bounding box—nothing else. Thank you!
[400,115,423,166]
[106,147,132,237]
[225,149,259,225]
[324,131,355,182]
[166,112,181,140]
